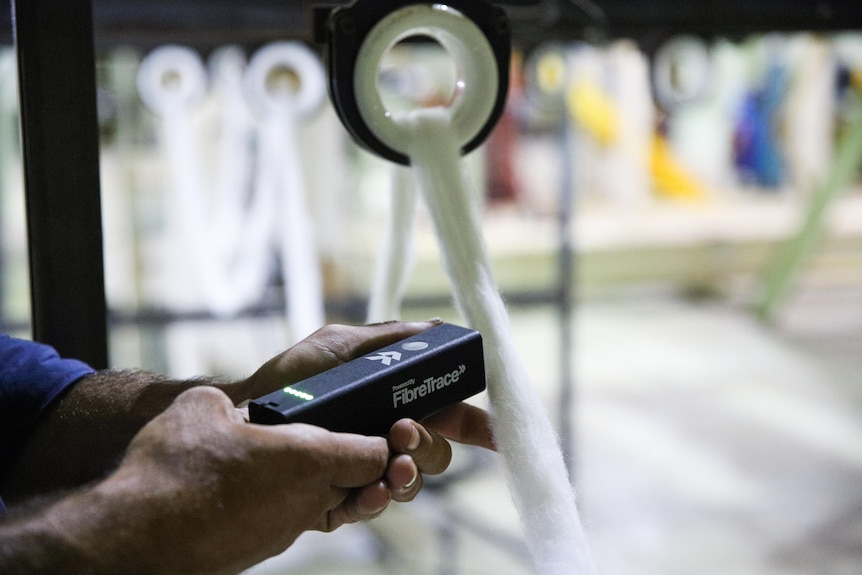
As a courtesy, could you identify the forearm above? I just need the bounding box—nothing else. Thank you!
[2,321,440,505]
[1,369,245,504]
[0,382,401,575]
[0,505,86,574]
[0,472,184,575]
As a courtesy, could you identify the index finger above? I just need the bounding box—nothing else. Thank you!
[243,319,443,399]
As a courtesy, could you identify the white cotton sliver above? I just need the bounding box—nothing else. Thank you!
[149,53,274,317]
[367,165,418,324]
[211,47,251,259]
[161,106,245,316]
[269,110,326,341]
[211,50,276,313]
[403,108,597,575]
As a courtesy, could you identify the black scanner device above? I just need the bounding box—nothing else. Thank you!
[248,323,486,436]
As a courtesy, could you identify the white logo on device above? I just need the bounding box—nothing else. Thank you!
[392,365,466,408]
[366,351,402,366]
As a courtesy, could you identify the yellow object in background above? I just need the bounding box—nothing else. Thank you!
[564,67,708,203]
[650,134,709,202]
[536,51,566,95]
[567,80,619,145]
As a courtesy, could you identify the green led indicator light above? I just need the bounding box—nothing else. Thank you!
[283,386,314,401]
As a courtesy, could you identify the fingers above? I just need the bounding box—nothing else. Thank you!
[241,423,392,534]
[385,405,496,503]
[319,480,392,532]
[389,419,452,475]
[320,417,456,525]
[386,454,423,502]
[173,369,491,539]
[322,318,445,363]
[421,403,497,451]
[294,319,444,374]
[384,419,448,503]
[242,319,443,399]
[322,431,390,489]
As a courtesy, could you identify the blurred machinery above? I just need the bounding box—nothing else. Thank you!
[4,0,861,371]
[1,2,861,573]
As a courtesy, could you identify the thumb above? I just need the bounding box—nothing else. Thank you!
[315,430,391,489]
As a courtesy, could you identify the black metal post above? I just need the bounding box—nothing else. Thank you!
[13,0,109,368]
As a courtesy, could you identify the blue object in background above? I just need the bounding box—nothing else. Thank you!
[734,63,787,189]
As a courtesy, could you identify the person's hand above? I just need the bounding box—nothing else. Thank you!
[2,319,464,504]
[0,321,497,575]
[84,385,392,575]
[240,319,445,400]
[100,393,493,573]
[385,403,496,503]
[242,320,497,508]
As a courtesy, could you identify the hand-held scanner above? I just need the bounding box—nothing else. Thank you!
[248,323,486,436]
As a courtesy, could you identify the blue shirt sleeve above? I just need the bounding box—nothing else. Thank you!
[0,334,95,509]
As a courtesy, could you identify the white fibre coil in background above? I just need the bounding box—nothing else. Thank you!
[245,42,327,341]
[208,47,260,271]
[208,46,279,313]
[137,45,276,317]
[139,45,243,316]
[365,164,417,324]
[137,43,328,341]
[244,42,327,120]
[352,3,500,158]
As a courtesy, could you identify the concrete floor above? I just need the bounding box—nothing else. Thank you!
[246,288,862,575]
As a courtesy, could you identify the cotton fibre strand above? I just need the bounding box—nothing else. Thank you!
[403,108,597,575]
[366,166,418,323]
[262,108,326,341]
